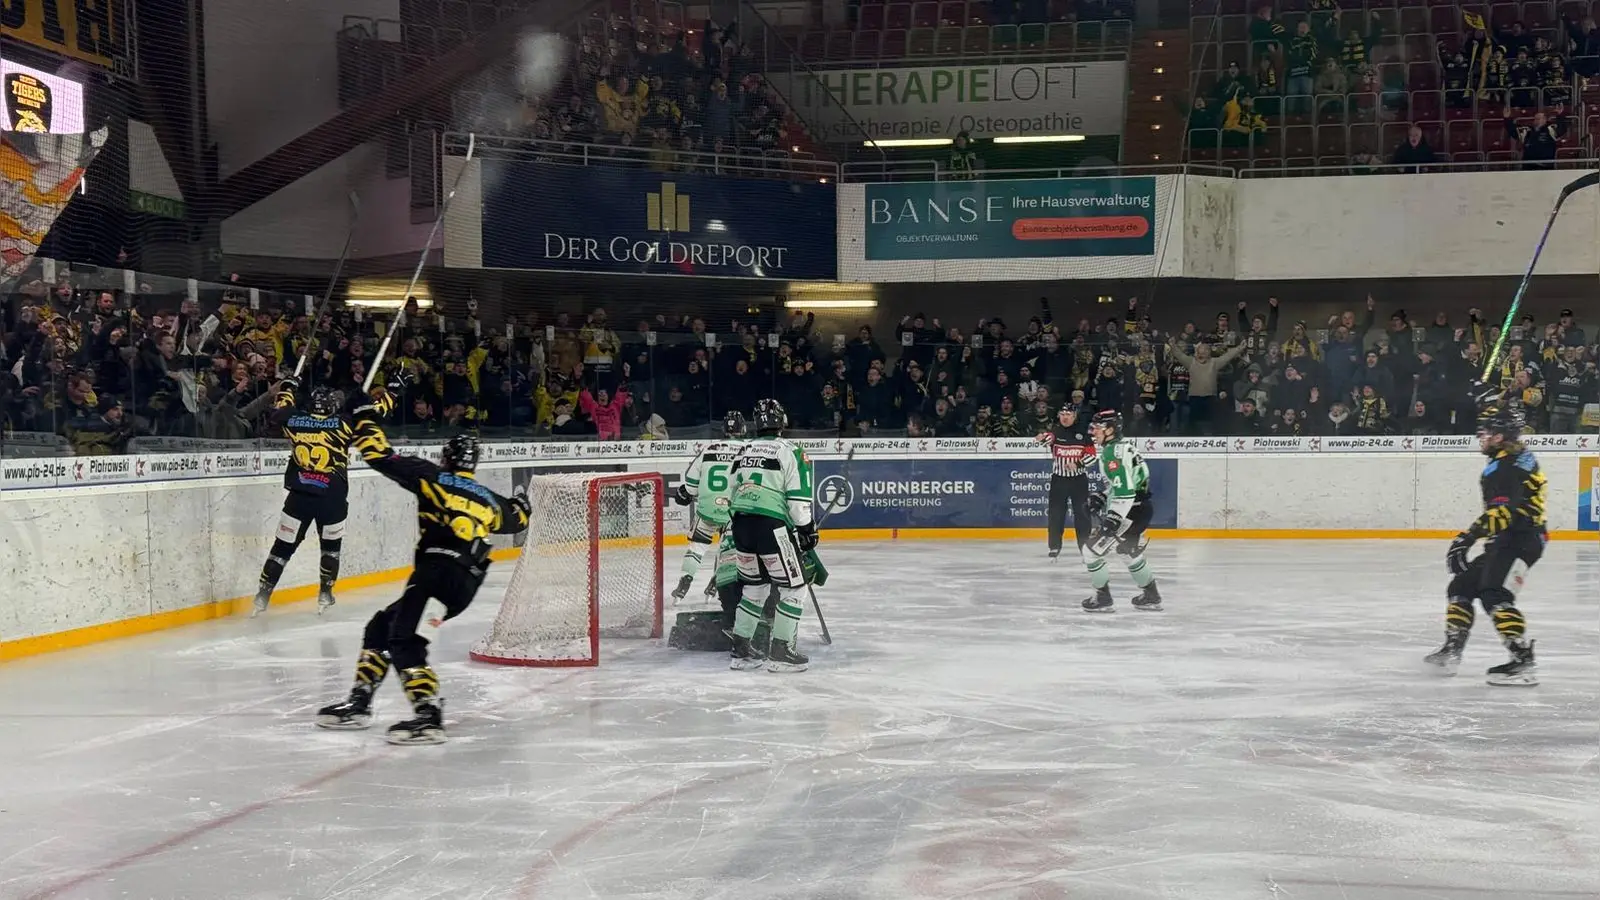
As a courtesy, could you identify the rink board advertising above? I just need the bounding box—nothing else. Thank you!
[767,61,1128,143]
[809,458,1178,530]
[863,177,1157,261]
[479,162,838,280]
[1580,458,1599,532]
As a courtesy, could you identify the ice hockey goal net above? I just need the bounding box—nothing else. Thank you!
[471,472,664,667]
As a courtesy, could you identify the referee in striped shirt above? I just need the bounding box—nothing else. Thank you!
[1037,404,1095,558]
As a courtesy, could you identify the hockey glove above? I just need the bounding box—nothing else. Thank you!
[796,524,819,552]
[510,494,532,524]
[1446,532,1475,575]
[672,484,694,506]
[1087,492,1107,517]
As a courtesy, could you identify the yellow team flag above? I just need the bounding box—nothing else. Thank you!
[1463,10,1486,31]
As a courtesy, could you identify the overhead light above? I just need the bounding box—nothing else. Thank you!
[347,278,433,309]
[784,298,878,309]
[992,134,1087,144]
[791,145,800,152]
[707,218,728,232]
[819,177,829,184]
[863,138,953,148]
[788,281,876,296]
[1154,66,1165,74]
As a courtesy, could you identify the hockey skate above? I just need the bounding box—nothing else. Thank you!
[766,639,809,673]
[728,634,766,671]
[386,702,446,744]
[1081,585,1115,613]
[1048,548,1060,560]
[1423,633,1467,676]
[316,588,336,616]
[1131,583,1163,612]
[1486,640,1537,687]
[671,574,694,603]
[315,693,373,730]
[249,588,271,618]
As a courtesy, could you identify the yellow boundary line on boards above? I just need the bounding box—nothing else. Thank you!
[3,529,1594,663]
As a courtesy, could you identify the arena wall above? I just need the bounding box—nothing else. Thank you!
[3,440,1595,660]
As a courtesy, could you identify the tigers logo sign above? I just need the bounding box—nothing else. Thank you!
[0,0,127,71]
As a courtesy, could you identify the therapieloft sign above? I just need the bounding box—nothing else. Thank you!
[768,61,1127,143]
[864,176,1156,260]
[479,162,837,280]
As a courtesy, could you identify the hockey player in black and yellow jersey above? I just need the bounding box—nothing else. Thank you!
[317,414,529,744]
[252,380,386,617]
[1427,403,1547,685]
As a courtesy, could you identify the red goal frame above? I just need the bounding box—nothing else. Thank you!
[469,472,664,667]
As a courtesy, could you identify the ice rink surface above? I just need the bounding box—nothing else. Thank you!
[3,540,1597,900]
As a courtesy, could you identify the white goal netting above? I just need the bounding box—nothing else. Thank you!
[471,472,663,667]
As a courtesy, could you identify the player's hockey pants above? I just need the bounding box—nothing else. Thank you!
[1047,475,1093,552]
[1448,531,1543,607]
[363,559,482,670]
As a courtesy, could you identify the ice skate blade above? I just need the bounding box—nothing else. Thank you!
[386,727,447,745]
[316,597,335,616]
[1081,605,1116,614]
[1425,658,1461,677]
[766,660,808,673]
[1132,603,1163,612]
[316,714,371,730]
[1486,670,1539,687]
[729,657,766,671]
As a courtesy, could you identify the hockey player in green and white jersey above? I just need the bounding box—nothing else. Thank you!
[727,398,816,672]
[670,410,748,601]
[1081,409,1164,613]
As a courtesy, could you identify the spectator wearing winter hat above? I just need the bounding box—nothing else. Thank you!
[1557,308,1586,347]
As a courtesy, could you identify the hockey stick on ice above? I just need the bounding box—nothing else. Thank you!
[363,133,477,392]
[801,444,856,646]
[1479,171,1600,386]
[293,191,362,382]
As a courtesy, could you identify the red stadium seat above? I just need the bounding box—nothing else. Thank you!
[826,29,854,59]
[935,25,961,54]
[854,29,882,56]
[1448,118,1480,152]
[858,4,886,30]
[908,26,937,54]
[886,3,912,29]
[1452,151,1485,165]
[1283,124,1315,158]
[1317,124,1348,156]
[1411,90,1443,122]
[912,1,939,27]
[967,1,990,26]
[881,28,908,57]
[1049,21,1077,51]
[938,1,967,27]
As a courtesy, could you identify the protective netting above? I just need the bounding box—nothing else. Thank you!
[472,472,663,667]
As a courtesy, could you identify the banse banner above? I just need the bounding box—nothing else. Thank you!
[864,176,1156,261]
[480,161,837,280]
[810,458,1178,530]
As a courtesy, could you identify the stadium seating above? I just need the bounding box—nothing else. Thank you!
[1188,0,1596,170]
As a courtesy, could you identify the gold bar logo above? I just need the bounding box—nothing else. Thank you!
[646,182,690,232]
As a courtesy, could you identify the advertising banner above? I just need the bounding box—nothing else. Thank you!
[768,61,1127,143]
[1579,458,1598,532]
[480,162,837,280]
[810,458,1178,530]
[863,176,1156,261]
[0,125,107,276]
[0,0,127,71]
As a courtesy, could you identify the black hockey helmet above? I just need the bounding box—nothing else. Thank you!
[442,433,480,473]
[309,386,338,417]
[752,398,786,436]
[1089,408,1122,441]
[1477,404,1524,444]
[723,410,748,439]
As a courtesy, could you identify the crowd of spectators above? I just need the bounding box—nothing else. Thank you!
[467,16,811,166]
[5,268,1598,456]
[1190,4,1598,169]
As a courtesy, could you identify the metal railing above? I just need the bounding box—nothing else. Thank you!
[439,132,840,180]
[840,160,1237,181]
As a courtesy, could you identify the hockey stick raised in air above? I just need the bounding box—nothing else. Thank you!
[364,132,477,392]
[294,191,361,381]
[1480,171,1600,385]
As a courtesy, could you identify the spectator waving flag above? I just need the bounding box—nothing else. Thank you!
[1462,11,1486,31]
